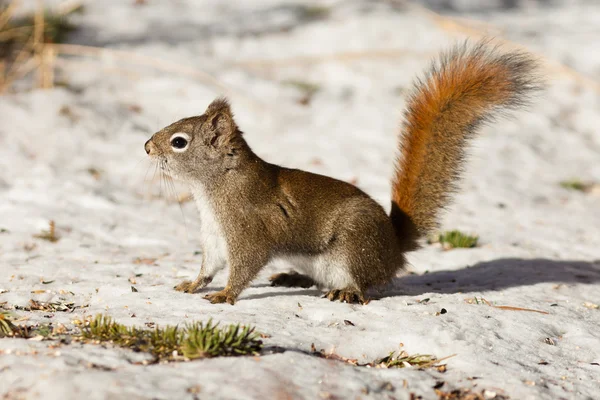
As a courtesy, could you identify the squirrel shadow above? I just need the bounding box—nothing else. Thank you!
[218,258,600,301]
[243,288,323,301]
[381,258,600,298]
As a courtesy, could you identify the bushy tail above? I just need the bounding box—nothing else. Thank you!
[390,40,541,249]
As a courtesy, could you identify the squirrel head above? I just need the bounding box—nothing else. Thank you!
[145,97,246,183]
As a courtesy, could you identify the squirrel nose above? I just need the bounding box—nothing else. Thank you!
[144,139,154,155]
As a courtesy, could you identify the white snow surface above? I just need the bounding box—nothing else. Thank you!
[1,1,600,399]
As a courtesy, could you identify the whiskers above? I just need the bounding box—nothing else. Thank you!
[128,155,159,202]
[139,157,191,240]
[159,159,190,237]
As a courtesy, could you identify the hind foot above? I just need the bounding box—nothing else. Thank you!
[204,289,236,305]
[269,271,316,289]
[325,288,369,304]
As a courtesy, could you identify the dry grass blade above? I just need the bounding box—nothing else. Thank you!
[0,311,31,338]
[492,305,549,315]
[0,25,30,41]
[16,299,86,312]
[466,297,549,315]
[415,353,456,370]
[33,220,59,242]
[435,387,510,400]
[376,351,455,369]
[0,0,77,92]
[33,0,53,89]
[310,344,450,370]
[33,0,44,48]
[39,40,54,88]
[0,0,19,31]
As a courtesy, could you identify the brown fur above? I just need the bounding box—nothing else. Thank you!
[145,40,540,305]
[391,41,541,244]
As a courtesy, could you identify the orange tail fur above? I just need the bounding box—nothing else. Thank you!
[390,40,541,249]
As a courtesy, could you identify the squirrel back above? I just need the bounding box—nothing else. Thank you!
[390,40,541,249]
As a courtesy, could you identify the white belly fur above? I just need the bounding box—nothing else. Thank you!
[190,184,228,277]
[272,254,355,289]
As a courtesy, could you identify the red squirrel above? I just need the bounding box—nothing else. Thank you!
[144,41,540,305]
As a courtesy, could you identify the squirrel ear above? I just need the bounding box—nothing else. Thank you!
[205,97,237,146]
[205,97,232,117]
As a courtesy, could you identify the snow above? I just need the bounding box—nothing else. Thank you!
[1,0,600,399]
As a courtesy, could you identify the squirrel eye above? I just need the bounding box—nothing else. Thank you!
[171,137,188,148]
[169,133,190,152]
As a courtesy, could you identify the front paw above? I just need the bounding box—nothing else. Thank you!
[174,277,212,293]
[204,290,236,305]
[175,280,197,293]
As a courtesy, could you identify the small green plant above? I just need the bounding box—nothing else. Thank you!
[283,80,320,95]
[80,315,262,361]
[438,230,479,249]
[183,321,262,359]
[282,79,321,105]
[297,5,331,21]
[560,179,589,192]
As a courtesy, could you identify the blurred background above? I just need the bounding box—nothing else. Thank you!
[0,0,599,260]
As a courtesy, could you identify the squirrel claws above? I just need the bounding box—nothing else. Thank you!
[204,290,236,305]
[324,289,368,304]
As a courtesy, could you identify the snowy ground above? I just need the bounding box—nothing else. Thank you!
[1,1,599,399]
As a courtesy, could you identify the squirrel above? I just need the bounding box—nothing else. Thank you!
[144,40,540,305]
